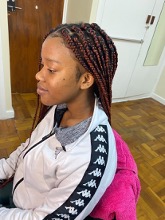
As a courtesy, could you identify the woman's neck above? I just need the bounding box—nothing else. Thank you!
[60,94,95,127]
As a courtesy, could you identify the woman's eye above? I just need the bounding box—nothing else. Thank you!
[48,69,56,73]
[40,62,56,73]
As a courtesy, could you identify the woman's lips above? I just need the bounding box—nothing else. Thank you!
[37,85,48,95]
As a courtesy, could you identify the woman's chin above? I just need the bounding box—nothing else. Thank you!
[39,97,56,107]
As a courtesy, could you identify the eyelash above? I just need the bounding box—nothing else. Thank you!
[48,69,56,73]
[40,64,56,73]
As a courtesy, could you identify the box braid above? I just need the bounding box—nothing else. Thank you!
[35,23,118,127]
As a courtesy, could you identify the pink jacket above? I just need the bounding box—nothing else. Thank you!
[90,130,141,220]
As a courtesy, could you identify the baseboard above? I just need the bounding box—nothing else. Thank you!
[112,94,151,103]
[151,93,165,105]
[112,93,165,105]
[0,108,14,120]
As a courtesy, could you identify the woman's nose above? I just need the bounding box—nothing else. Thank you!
[35,69,44,81]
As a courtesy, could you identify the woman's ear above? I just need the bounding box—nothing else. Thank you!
[80,72,95,90]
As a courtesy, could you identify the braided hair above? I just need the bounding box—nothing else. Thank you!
[35,23,118,127]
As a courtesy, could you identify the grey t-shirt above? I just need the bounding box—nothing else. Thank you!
[54,104,92,146]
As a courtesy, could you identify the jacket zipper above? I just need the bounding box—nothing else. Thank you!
[23,126,56,159]
[13,177,24,195]
[13,126,57,194]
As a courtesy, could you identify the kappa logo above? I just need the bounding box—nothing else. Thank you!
[83,179,97,188]
[94,134,107,143]
[94,125,106,133]
[95,144,107,154]
[77,189,91,198]
[88,168,102,177]
[71,198,85,206]
[94,156,106,166]
[55,213,70,219]
[65,206,78,215]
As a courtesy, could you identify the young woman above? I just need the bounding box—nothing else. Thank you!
[0,23,119,219]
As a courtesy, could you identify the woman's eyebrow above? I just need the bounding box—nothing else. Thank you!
[45,58,61,64]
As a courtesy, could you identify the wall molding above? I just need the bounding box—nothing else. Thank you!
[0,109,14,120]
[152,93,165,105]
[112,93,151,103]
[112,92,165,105]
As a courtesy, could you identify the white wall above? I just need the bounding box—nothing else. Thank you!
[62,0,99,24]
[152,46,165,104]
[63,0,94,23]
[155,66,165,99]
[151,3,165,105]
[0,0,14,119]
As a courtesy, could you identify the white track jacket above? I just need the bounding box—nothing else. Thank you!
[0,98,117,220]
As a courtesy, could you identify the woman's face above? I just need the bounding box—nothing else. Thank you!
[36,37,84,106]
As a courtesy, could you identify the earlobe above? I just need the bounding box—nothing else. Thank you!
[80,72,94,90]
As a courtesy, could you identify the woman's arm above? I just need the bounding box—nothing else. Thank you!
[0,138,30,180]
[0,154,116,220]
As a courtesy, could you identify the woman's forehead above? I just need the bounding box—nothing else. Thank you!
[41,37,79,66]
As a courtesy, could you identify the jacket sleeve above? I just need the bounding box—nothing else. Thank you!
[0,167,84,219]
[0,157,116,220]
[0,139,30,180]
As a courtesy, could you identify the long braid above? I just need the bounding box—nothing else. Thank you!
[35,22,118,127]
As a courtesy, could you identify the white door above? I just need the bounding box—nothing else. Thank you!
[95,0,164,99]
[125,1,165,97]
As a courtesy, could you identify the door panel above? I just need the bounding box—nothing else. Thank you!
[125,1,165,97]
[95,0,163,99]
[99,0,156,40]
[8,0,64,93]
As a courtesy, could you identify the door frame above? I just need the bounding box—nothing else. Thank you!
[0,0,14,119]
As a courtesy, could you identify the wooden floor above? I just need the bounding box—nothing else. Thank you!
[0,93,165,219]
